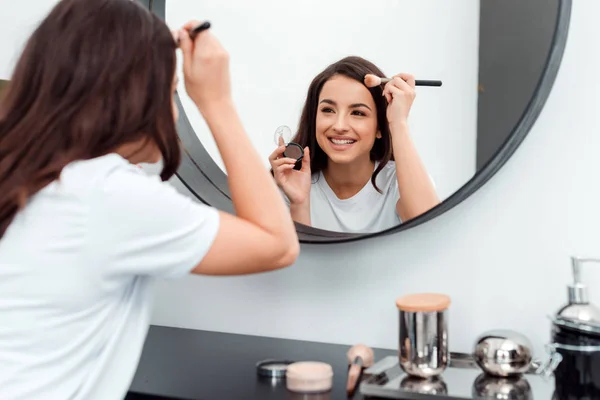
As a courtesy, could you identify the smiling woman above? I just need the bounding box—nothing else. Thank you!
[269,56,441,233]
[147,0,572,243]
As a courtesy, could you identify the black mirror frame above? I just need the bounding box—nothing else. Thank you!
[149,0,572,244]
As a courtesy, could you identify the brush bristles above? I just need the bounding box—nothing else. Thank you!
[363,74,383,88]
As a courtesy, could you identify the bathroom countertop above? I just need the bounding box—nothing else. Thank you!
[127,325,397,400]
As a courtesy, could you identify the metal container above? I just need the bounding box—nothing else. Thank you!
[473,330,533,377]
[396,293,451,378]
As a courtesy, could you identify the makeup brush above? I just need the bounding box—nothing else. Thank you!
[364,74,442,88]
[176,21,211,46]
[346,344,375,396]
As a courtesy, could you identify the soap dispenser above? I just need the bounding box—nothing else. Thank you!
[554,257,600,327]
[549,257,600,400]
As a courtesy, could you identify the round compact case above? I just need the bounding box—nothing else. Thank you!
[256,359,295,379]
[255,359,295,390]
[282,142,304,170]
[274,125,303,170]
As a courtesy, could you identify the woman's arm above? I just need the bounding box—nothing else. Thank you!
[383,73,440,222]
[390,121,440,221]
[290,201,311,226]
[268,139,312,227]
[179,23,299,275]
[195,103,300,275]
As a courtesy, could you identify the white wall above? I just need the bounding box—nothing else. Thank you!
[0,0,59,79]
[0,0,478,200]
[151,0,600,361]
[168,0,479,201]
[3,0,598,363]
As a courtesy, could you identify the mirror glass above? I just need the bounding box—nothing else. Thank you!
[166,0,559,234]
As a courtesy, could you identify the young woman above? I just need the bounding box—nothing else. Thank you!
[0,0,299,398]
[269,56,440,233]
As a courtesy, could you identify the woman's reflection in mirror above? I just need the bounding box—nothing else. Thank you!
[269,56,440,233]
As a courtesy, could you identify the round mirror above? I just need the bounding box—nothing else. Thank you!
[149,0,571,243]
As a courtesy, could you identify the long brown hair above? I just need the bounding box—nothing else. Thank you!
[0,0,180,238]
[292,56,393,192]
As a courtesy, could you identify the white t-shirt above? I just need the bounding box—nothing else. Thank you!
[310,161,402,233]
[309,161,401,233]
[0,153,220,400]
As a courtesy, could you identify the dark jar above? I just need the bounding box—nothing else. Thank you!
[550,322,600,400]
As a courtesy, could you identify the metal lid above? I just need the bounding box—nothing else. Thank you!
[554,257,600,335]
[256,359,295,378]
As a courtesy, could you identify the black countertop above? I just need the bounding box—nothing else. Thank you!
[127,326,563,400]
[127,325,396,400]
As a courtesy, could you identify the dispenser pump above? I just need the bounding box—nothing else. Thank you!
[568,257,594,304]
[556,256,600,328]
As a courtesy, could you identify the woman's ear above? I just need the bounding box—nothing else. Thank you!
[376,130,382,139]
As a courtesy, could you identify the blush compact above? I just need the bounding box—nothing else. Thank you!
[274,125,304,170]
[283,143,304,170]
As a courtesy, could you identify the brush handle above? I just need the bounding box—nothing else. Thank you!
[189,21,212,40]
[415,79,442,87]
[380,77,442,87]
[176,21,211,46]
[346,356,364,395]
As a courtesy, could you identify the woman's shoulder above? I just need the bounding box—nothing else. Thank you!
[62,153,213,224]
[375,161,398,184]
[63,153,138,178]
[57,153,159,199]
[380,160,397,171]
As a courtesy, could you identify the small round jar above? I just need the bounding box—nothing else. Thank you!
[256,359,294,389]
[285,361,333,393]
